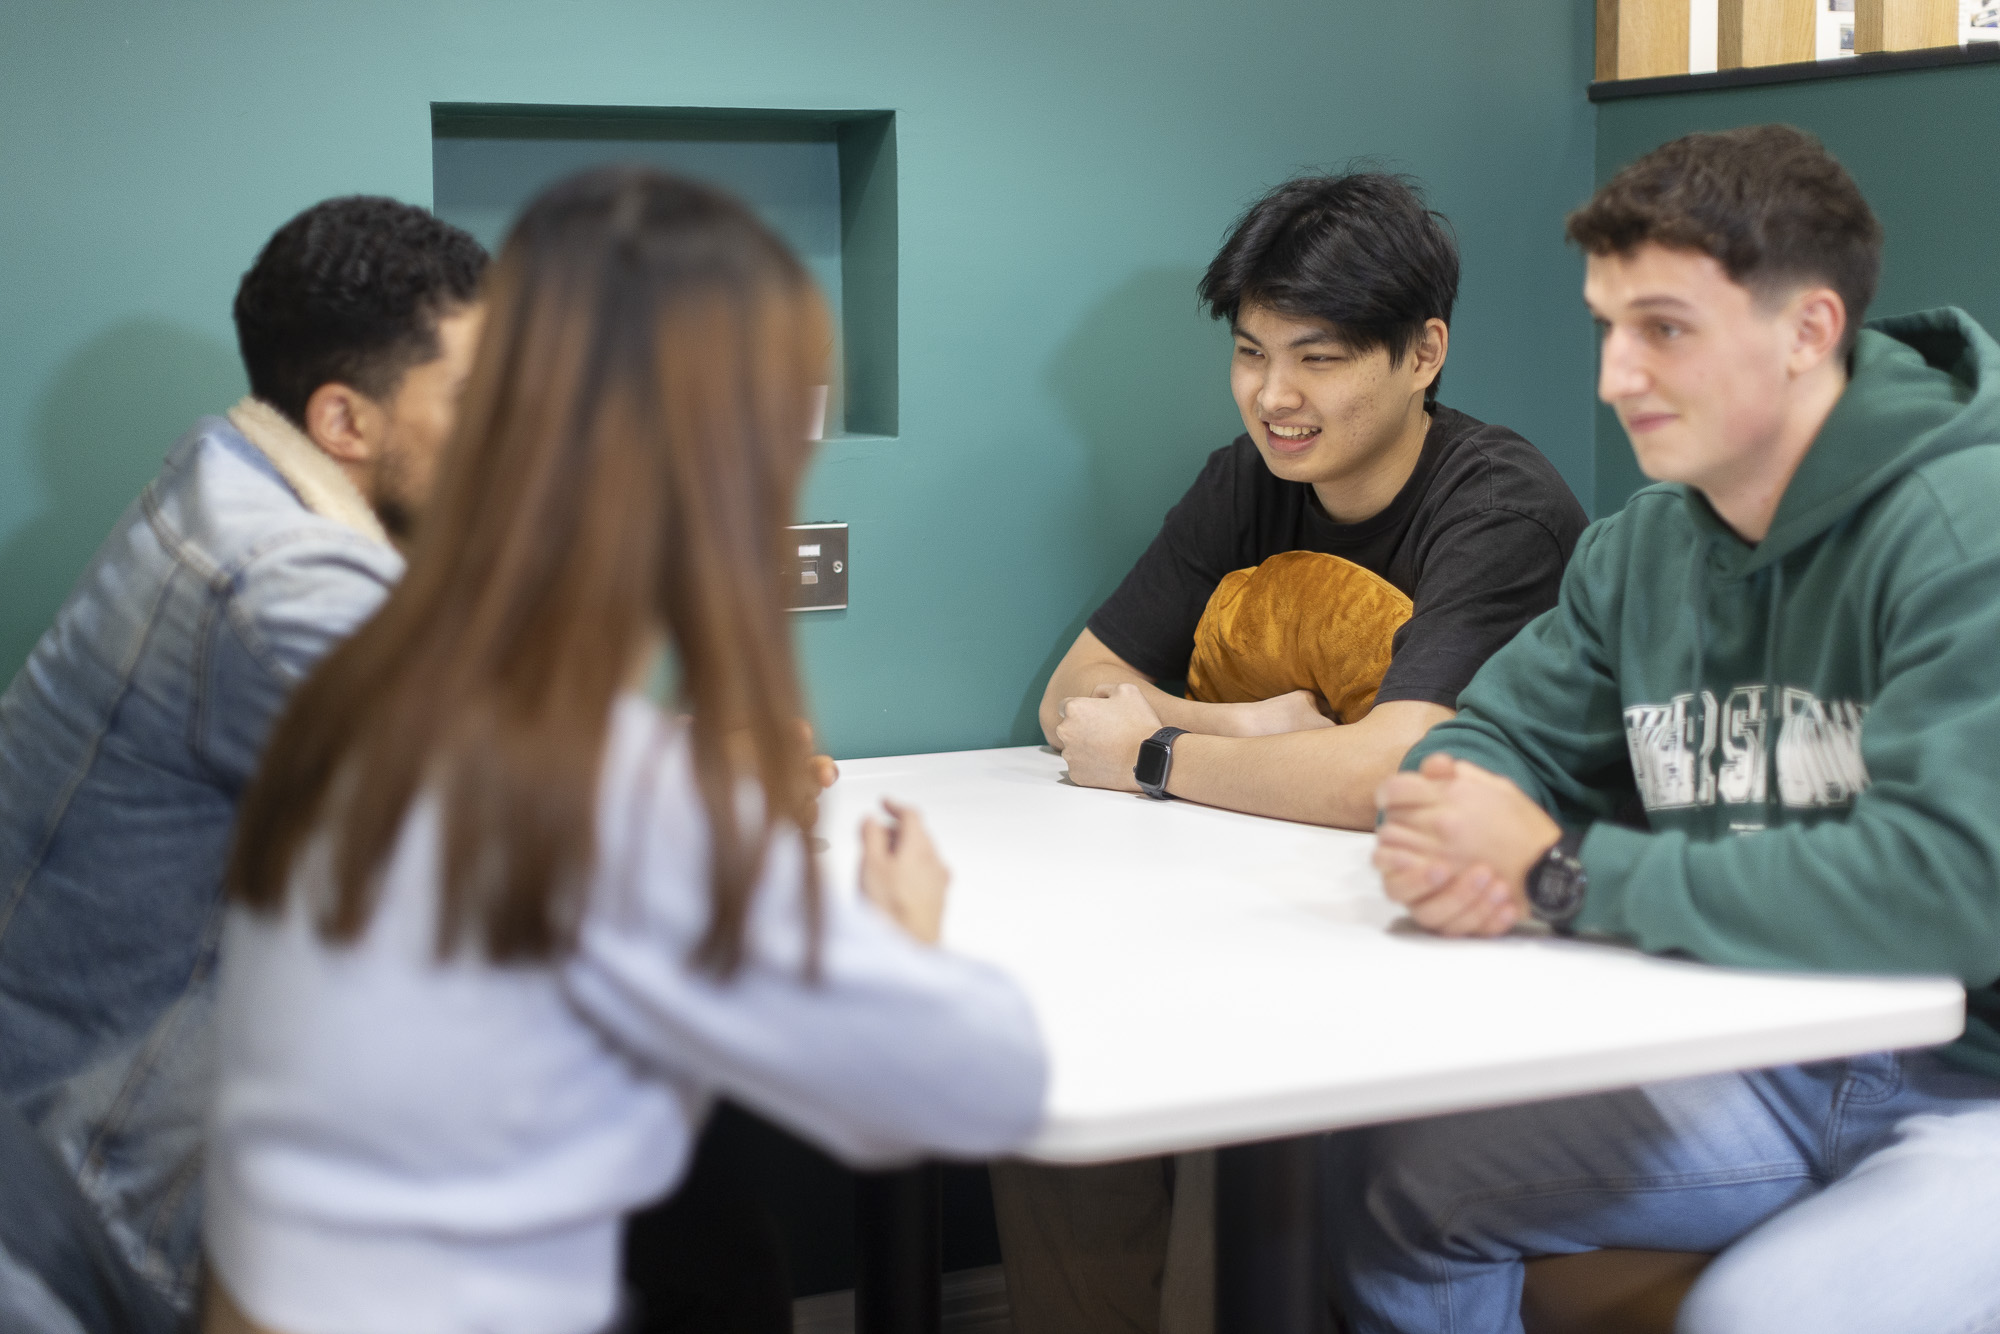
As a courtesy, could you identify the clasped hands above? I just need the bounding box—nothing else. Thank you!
[1371,752,1561,938]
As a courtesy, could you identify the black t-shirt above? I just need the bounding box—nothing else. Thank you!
[1088,405,1589,709]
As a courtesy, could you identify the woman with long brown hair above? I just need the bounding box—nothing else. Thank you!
[201,168,1046,1334]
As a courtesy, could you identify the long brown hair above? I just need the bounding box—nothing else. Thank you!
[229,168,824,970]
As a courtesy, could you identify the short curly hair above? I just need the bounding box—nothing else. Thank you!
[233,196,488,426]
[1567,125,1882,353]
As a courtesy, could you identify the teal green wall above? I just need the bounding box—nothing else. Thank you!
[1593,63,2000,515]
[0,0,1598,760]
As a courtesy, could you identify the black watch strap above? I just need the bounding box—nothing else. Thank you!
[1133,726,1189,800]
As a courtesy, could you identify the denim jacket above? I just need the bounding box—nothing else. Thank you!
[0,403,400,1309]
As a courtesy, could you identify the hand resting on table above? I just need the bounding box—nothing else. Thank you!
[1372,752,1560,938]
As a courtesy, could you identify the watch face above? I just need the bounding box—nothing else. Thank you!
[1529,854,1588,921]
[1134,741,1170,790]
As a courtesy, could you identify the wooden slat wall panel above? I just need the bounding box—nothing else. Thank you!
[1719,0,1818,68]
[1855,0,1959,52]
[1597,0,1692,80]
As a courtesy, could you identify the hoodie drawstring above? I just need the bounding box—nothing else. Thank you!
[1761,559,1786,816]
[1686,537,1709,712]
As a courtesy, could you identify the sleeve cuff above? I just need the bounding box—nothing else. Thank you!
[1371,685,1462,710]
[1083,613,1187,683]
[1573,821,1649,939]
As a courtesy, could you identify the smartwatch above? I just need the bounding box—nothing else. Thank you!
[1133,727,1189,800]
[1524,827,1589,930]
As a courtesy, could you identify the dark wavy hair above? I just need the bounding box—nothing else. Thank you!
[1199,172,1460,408]
[1566,125,1882,354]
[233,196,488,426]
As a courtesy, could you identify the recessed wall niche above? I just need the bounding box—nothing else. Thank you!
[432,103,898,439]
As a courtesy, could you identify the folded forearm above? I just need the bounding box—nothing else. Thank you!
[1136,686,1265,735]
[1580,813,2000,981]
[1039,658,1151,746]
[1164,714,1431,830]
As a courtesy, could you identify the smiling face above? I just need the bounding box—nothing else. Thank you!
[1586,243,1824,502]
[1228,302,1444,517]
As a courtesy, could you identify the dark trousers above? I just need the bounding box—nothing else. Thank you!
[622,1108,792,1334]
[988,1152,1215,1334]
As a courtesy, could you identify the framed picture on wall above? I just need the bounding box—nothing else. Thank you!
[1818,0,1855,60]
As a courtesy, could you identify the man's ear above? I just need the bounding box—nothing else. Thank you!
[1409,317,1449,392]
[301,382,382,468]
[1787,287,1847,376]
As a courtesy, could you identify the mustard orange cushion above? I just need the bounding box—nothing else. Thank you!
[1185,550,1413,724]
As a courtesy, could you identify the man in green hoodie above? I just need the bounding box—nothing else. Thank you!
[1341,125,2000,1333]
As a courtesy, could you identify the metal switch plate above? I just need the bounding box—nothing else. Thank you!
[786,522,848,612]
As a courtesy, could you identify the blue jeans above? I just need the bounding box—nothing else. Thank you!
[1329,1050,2000,1334]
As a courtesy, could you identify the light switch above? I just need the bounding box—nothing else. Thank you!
[785,523,847,611]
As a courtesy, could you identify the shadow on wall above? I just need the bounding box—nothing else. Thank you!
[0,320,244,679]
[1012,266,1238,741]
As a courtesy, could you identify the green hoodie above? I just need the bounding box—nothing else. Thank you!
[1409,308,2000,1076]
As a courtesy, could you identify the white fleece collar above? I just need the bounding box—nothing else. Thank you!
[227,397,391,548]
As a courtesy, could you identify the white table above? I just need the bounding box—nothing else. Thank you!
[817,746,1965,1332]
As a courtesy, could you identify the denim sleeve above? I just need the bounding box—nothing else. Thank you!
[196,533,398,793]
[0,1096,183,1334]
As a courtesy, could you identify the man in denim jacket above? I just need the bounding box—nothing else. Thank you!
[0,196,486,1326]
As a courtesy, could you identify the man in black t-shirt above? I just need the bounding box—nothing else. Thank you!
[1003,173,1588,1334]
[1044,173,1587,833]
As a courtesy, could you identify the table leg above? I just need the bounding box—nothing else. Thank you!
[853,1163,942,1334]
[1216,1135,1327,1334]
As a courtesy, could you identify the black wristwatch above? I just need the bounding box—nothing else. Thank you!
[1133,727,1189,800]
[1524,828,1589,930]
